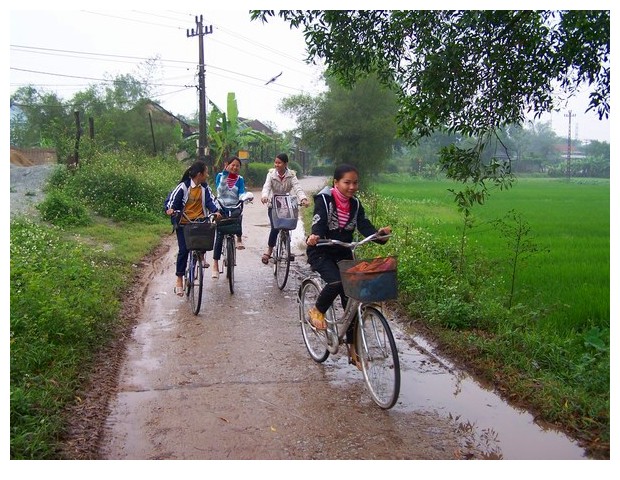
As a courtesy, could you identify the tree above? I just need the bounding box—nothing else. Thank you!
[280,73,398,179]
[11,86,71,148]
[251,10,609,183]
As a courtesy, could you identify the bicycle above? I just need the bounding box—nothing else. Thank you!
[298,232,401,409]
[215,192,254,294]
[271,194,301,290]
[176,212,216,315]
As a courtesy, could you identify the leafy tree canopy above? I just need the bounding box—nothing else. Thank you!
[280,74,398,179]
[251,10,609,142]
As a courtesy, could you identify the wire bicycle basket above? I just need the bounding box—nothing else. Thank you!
[338,256,398,302]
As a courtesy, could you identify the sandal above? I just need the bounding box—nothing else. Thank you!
[174,286,184,297]
[308,307,327,330]
[348,344,362,370]
[261,253,271,265]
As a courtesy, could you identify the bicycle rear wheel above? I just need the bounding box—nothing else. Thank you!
[356,306,400,409]
[226,235,235,294]
[274,230,290,290]
[188,252,203,315]
[299,278,329,362]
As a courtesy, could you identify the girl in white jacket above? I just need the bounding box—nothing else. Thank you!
[260,153,309,264]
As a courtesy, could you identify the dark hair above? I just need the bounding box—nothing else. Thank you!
[333,164,359,181]
[227,155,242,167]
[276,153,289,163]
[181,160,207,183]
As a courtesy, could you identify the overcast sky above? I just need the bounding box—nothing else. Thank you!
[9,7,327,132]
[8,2,611,142]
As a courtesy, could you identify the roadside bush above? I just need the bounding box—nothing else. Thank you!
[244,162,271,188]
[36,190,92,227]
[44,150,184,223]
[10,218,125,458]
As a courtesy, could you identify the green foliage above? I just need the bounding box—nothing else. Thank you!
[10,219,125,458]
[492,209,546,308]
[11,73,185,157]
[371,176,609,454]
[279,73,398,180]
[48,151,184,223]
[244,161,272,188]
[207,93,273,169]
[255,10,609,135]
[36,190,92,227]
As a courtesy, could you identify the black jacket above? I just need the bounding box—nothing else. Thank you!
[306,186,379,262]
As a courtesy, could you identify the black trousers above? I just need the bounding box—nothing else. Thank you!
[308,251,355,343]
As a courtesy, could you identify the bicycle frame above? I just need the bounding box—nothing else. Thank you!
[311,232,391,354]
[215,194,253,293]
[298,231,400,409]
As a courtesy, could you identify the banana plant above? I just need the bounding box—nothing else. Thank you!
[208,92,272,170]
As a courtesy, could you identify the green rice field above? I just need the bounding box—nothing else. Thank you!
[374,176,610,334]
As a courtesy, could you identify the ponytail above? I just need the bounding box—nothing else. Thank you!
[181,160,207,183]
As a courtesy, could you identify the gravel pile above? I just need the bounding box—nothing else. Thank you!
[10,164,58,218]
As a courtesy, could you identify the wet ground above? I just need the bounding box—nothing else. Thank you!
[96,176,588,461]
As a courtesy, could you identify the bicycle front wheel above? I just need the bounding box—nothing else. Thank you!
[299,279,329,362]
[188,253,203,315]
[274,230,290,290]
[356,306,400,409]
[226,235,235,294]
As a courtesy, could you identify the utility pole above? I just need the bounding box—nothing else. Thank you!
[565,110,576,181]
[187,15,213,169]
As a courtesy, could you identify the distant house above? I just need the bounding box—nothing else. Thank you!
[239,118,275,136]
[144,101,196,138]
[554,143,587,160]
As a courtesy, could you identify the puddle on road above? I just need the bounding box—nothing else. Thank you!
[326,320,587,459]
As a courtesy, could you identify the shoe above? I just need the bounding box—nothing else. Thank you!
[174,286,184,297]
[289,254,295,262]
[261,253,271,265]
[348,344,362,370]
[237,241,245,250]
[211,268,219,279]
[308,307,327,330]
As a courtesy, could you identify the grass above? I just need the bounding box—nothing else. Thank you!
[366,174,610,457]
[10,151,181,459]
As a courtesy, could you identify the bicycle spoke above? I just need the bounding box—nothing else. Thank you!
[356,307,400,409]
[299,279,329,362]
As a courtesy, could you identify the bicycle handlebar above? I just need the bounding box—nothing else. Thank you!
[172,210,214,224]
[316,232,391,251]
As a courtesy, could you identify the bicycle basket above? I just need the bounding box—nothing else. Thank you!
[183,221,216,251]
[272,194,299,230]
[338,256,398,302]
[217,216,242,235]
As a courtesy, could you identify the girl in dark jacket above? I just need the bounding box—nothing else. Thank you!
[305,164,391,362]
[164,160,221,296]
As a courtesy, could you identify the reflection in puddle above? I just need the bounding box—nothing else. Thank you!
[319,321,586,459]
[394,326,587,459]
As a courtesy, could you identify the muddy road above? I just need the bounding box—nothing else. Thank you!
[98,176,586,460]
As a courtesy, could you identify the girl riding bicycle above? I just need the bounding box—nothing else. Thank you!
[164,160,221,296]
[260,153,309,264]
[305,164,391,363]
[212,156,246,279]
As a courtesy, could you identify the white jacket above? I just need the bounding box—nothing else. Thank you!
[261,168,308,207]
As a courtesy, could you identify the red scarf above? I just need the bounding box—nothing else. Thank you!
[332,187,350,229]
[226,172,238,189]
